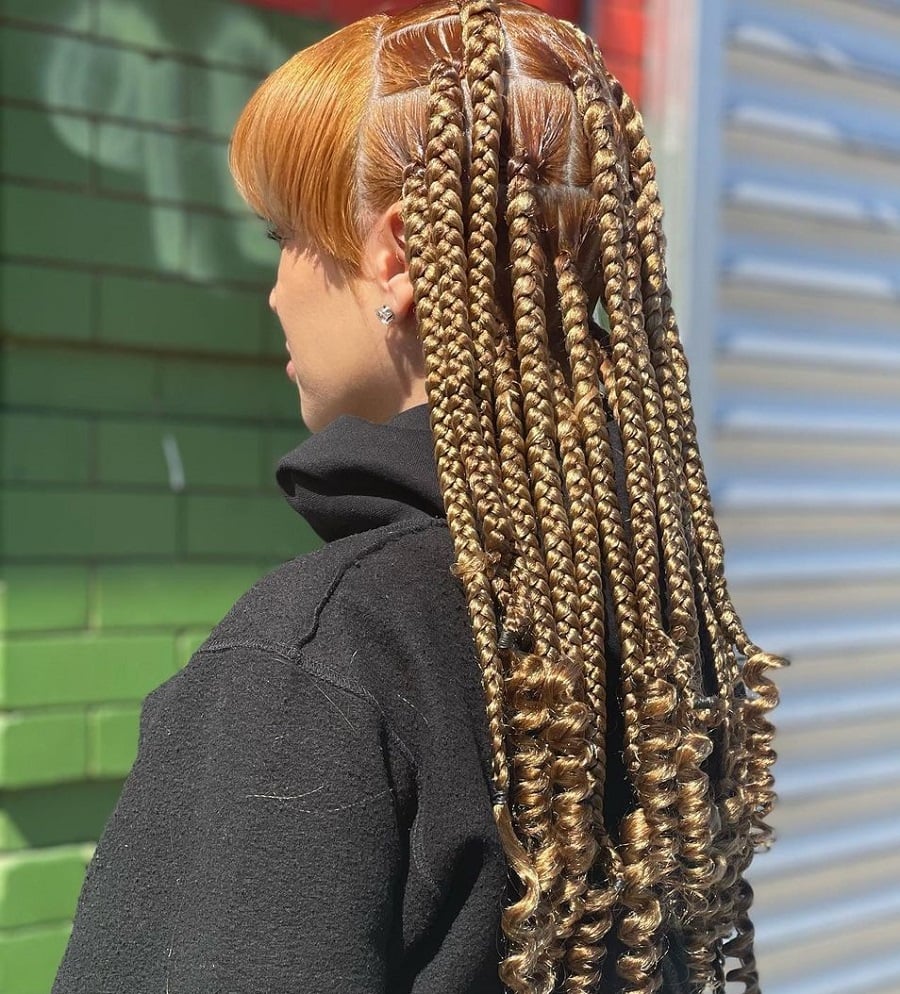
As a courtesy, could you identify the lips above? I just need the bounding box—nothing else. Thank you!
[285,341,295,381]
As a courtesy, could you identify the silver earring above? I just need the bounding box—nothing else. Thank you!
[376,304,395,325]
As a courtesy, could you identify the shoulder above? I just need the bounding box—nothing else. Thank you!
[158,518,456,741]
[138,518,461,770]
[133,520,455,811]
[197,517,452,659]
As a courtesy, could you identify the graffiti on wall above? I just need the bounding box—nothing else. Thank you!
[42,0,297,277]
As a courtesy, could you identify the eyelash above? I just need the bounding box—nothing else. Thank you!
[266,226,285,246]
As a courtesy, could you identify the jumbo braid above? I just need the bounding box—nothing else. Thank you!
[458,0,507,447]
[503,152,606,985]
[457,0,521,693]
[575,71,690,994]
[608,68,786,994]
[548,253,626,993]
[421,52,564,994]
[424,61,511,592]
[400,67,532,971]
[604,78,725,989]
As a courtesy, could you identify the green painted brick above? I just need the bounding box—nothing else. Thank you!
[96,0,200,51]
[0,711,87,789]
[95,563,264,628]
[97,0,257,64]
[0,0,94,29]
[98,274,261,355]
[96,0,331,67]
[96,418,261,487]
[171,421,262,488]
[0,106,91,185]
[0,921,72,994]
[185,494,313,557]
[184,211,274,283]
[194,423,263,487]
[3,489,177,558]
[0,566,90,634]
[159,357,297,419]
[96,122,181,200]
[4,346,159,414]
[185,145,248,214]
[87,704,141,778]
[0,264,94,341]
[0,845,92,928]
[96,124,247,212]
[185,63,264,140]
[0,781,123,851]
[2,185,186,275]
[95,420,168,486]
[95,0,333,68]
[1,413,91,484]
[0,633,174,709]
[0,26,184,125]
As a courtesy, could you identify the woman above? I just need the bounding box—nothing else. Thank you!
[53,1,786,992]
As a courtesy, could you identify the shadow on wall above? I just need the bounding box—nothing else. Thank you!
[39,0,303,279]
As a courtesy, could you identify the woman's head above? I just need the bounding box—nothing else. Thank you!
[230,0,603,277]
[230,0,611,430]
[230,3,785,992]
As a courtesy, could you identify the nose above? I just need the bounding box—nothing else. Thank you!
[268,285,277,313]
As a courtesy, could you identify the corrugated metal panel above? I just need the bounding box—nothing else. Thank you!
[714,1,900,991]
[638,0,900,989]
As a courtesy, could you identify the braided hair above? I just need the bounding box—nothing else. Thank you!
[229,2,787,990]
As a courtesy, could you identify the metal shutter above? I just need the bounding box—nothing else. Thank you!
[641,1,900,991]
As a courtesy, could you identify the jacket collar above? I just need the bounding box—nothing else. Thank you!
[276,402,446,543]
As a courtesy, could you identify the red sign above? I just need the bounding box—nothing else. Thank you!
[234,0,579,23]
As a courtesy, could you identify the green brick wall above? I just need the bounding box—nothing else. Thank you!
[0,2,333,989]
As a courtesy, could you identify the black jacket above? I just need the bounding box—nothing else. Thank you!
[53,401,691,993]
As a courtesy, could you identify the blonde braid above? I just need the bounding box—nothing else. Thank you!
[401,62,525,924]
[503,151,599,988]
[609,60,787,994]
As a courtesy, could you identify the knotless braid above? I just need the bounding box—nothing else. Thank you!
[607,61,786,994]
[506,149,610,989]
[590,67,728,994]
[391,2,786,992]
[550,255,623,992]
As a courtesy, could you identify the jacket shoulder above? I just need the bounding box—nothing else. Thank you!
[197,518,450,658]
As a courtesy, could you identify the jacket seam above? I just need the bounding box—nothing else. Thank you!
[198,518,449,900]
[197,516,445,763]
[296,517,447,654]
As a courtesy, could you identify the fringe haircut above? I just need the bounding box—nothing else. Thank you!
[229,1,788,991]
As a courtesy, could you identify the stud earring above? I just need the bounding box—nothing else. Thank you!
[376,305,395,325]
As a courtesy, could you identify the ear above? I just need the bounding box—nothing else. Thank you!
[362,200,414,322]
